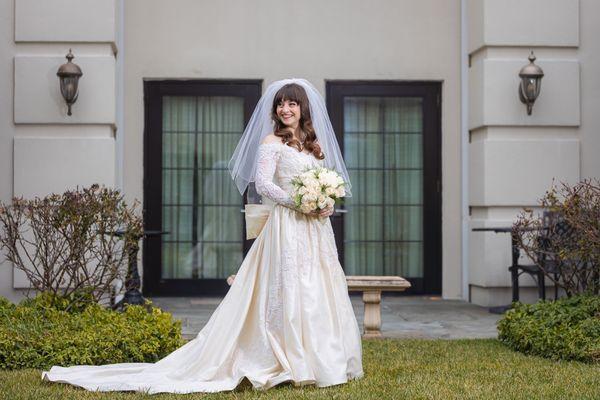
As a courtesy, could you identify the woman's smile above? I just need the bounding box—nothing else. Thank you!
[276,100,301,128]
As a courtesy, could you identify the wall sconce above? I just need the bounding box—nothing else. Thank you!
[518,51,544,115]
[56,49,83,116]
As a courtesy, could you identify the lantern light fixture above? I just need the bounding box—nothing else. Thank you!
[518,51,544,116]
[56,49,83,116]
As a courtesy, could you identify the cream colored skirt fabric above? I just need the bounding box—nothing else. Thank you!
[41,204,364,394]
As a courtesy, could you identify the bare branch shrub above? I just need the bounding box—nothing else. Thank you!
[514,179,600,296]
[0,185,143,310]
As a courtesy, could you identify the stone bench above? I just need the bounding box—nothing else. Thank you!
[226,273,411,339]
[346,275,411,339]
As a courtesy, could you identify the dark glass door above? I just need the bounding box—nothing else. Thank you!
[326,82,441,294]
[143,80,261,296]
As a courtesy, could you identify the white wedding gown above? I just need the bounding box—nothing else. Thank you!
[41,141,364,394]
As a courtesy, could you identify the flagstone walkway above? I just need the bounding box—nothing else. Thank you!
[148,295,501,340]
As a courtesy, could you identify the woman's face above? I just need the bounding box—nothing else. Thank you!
[276,99,301,129]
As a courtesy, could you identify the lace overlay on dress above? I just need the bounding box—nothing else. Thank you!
[255,142,324,207]
[255,143,295,207]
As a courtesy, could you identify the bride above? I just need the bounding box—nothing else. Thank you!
[41,78,364,394]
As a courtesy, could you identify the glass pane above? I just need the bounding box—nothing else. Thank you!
[384,206,423,241]
[201,243,244,279]
[343,96,424,278]
[384,242,423,277]
[344,206,383,241]
[162,205,193,242]
[344,132,384,169]
[344,242,384,276]
[384,170,423,205]
[161,96,244,279]
[346,170,384,205]
[384,133,422,169]
[161,242,193,279]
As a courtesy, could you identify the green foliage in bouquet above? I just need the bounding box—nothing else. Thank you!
[497,294,600,362]
[0,293,184,370]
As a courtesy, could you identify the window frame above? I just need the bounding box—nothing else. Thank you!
[326,81,442,294]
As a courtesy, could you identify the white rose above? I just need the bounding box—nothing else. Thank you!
[300,171,314,180]
[304,177,320,190]
[300,202,313,214]
[305,201,318,213]
[319,171,337,188]
[303,189,319,202]
[317,171,330,183]
[335,186,346,197]
[330,178,340,188]
[317,195,328,209]
[325,186,336,196]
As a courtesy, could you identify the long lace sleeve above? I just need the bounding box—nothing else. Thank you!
[255,143,296,208]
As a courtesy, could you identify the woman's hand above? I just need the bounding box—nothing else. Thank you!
[308,205,334,218]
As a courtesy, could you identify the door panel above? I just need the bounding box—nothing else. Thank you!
[161,96,244,280]
[143,80,261,296]
[326,82,441,294]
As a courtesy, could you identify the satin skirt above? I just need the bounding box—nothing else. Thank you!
[41,205,364,394]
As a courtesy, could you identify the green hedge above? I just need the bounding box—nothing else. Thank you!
[497,295,600,362]
[0,294,184,370]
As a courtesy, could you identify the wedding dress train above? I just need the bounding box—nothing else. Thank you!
[41,141,364,394]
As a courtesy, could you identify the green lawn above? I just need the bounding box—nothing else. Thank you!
[1,339,599,400]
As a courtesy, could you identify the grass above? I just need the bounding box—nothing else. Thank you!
[1,339,599,400]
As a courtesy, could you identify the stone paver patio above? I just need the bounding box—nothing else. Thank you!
[148,295,501,340]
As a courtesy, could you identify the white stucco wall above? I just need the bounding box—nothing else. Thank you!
[579,0,600,179]
[467,0,599,306]
[0,0,17,302]
[15,0,116,42]
[3,0,596,303]
[0,0,117,302]
[122,0,463,299]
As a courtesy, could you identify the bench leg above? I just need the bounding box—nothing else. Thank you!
[362,290,382,339]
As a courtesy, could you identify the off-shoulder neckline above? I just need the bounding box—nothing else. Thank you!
[259,141,315,157]
[259,141,285,147]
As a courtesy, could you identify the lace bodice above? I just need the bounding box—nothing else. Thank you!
[255,142,324,208]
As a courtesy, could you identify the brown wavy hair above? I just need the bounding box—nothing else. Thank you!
[271,83,324,160]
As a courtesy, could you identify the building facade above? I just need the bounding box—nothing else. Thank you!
[1,0,598,306]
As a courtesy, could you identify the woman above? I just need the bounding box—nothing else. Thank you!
[41,78,364,394]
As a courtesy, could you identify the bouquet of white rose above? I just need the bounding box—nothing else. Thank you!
[291,167,346,214]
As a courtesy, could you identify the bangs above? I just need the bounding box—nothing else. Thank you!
[273,84,305,105]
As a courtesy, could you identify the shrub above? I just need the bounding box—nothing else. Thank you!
[0,185,143,310]
[0,294,184,370]
[514,179,600,296]
[498,295,600,362]
[19,289,97,313]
